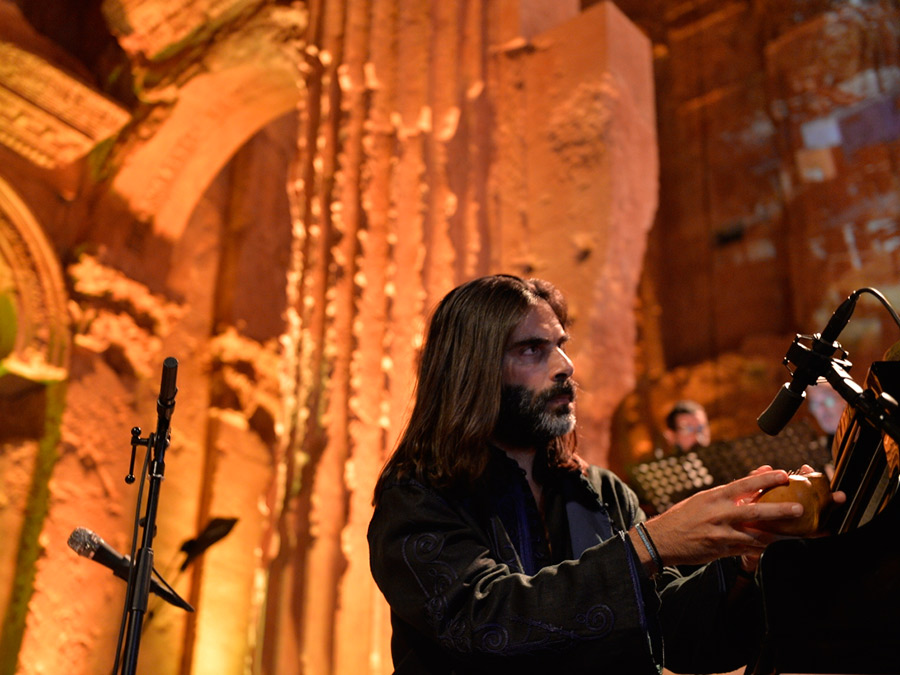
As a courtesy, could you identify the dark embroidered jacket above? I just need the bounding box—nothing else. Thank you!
[368,450,760,674]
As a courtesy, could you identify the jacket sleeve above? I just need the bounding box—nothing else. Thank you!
[588,466,763,674]
[367,479,661,672]
[656,558,763,673]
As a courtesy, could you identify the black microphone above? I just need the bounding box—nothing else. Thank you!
[758,292,859,435]
[67,527,193,612]
[158,357,177,417]
[154,357,178,450]
[818,292,859,347]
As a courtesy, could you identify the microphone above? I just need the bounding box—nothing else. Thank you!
[758,292,859,436]
[158,357,177,419]
[154,357,177,453]
[67,527,193,612]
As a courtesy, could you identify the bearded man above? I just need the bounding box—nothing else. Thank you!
[368,275,828,674]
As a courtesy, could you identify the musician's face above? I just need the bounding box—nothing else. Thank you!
[667,411,710,452]
[494,301,576,448]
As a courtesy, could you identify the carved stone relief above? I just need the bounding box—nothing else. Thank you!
[0,178,68,391]
[0,42,129,170]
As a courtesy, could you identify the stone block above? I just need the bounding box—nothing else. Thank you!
[494,0,580,44]
[667,3,760,104]
[514,1,657,462]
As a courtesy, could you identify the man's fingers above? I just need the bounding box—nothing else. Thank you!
[747,464,774,476]
[721,469,789,501]
[738,500,803,522]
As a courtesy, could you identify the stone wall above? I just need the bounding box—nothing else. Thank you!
[0,2,656,673]
[606,0,900,465]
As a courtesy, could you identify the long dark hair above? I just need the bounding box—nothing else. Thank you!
[373,274,579,503]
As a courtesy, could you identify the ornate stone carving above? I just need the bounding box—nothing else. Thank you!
[102,0,266,59]
[0,42,129,170]
[0,178,68,389]
[107,5,305,240]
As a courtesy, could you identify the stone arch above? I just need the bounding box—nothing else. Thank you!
[0,177,69,396]
[106,7,305,242]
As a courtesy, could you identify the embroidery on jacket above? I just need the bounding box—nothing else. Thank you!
[401,531,617,656]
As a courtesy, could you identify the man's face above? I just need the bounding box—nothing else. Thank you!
[666,411,710,452]
[494,301,576,448]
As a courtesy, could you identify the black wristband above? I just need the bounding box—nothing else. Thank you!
[635,521,663,573]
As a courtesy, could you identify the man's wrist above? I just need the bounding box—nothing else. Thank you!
[630,522,663,576]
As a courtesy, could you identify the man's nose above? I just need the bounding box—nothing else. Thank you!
[552,347,574,381]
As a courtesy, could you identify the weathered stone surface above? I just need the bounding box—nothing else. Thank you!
[102,0,265,60]
[0,41,129,170]
[495,0,580,42]
[0,439,37,637]
[0,178,69,386]
[515,1,657,465]
[610,1,900,493]
[107,6,305,242]
[0,2,715,674]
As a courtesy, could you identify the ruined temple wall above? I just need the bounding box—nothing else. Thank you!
[607,1,900,464]
[0,2,657,674]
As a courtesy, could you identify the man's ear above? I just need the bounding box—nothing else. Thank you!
[663,428,675,446]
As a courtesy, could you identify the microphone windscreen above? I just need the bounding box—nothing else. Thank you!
[160,357,178,402]
[67,527,100,558]
[758,383,806,436]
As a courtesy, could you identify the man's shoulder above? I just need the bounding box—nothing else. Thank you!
[576,464,640,506]
[375,473,477,515]
[582,463,627,487]
[377,474,444,503]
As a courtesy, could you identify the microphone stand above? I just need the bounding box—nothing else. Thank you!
[119,357,178,675]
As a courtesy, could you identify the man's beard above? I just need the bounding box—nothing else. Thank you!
[494,380,576,448]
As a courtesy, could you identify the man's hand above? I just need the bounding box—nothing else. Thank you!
[636,469,803,568]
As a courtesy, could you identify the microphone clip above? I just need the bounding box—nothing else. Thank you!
[782,333,851,387]
[126,426,149,485]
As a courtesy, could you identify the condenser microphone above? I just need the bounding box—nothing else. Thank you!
[758,292,859,435]
[67,527,193,612]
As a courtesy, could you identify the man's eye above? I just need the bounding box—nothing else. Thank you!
[519,342,548,357]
